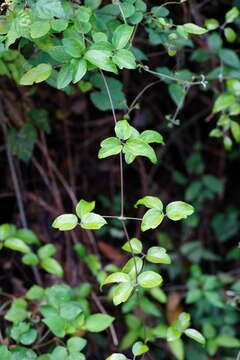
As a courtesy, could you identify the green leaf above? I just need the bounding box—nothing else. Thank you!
[20,64,52,85]
[67,337,87,353]
[169,84,185,107]
[168,339,184,360]
[224,27,237,43]
[124,138,157,164]
[219,48,240,69]
[183,23,207,35]
[137,271,163,288]
[213,93,236,113]
[22,253,39,265]
[80,212,107,230]
[132,341,149,356]
[5,299,28,323]
[98,137,122,159]
[167,327,182,342]
[76,199,95,219]
[57,64,72,89]
[4,237,31,253]
[26,285,45,300]
[16,228,40,245]
[62,38,85,58]
[38,244,56,259]
[146,247,171,264]
[84,50,117,73]
[51,19,68,32]
[184,328,206,345]
[43,315,66,337]
[231,121,240,143]
[225,7,239,23]
[0,224,16,241]
[166,201,194,221]
[106,354,127,360]
[85,314,114,332]
[113,282,134,305]
[115,120,132,140]
[178,313,191,332]
[76,6,92,22]
[71,59,87,83]
[8,123,37,163]
[35,0,66,19]
[101,272,130,290]
[135,196,163,210]
[59,302,82,320]
[141,209,164,231]
[140,130,164,144]
[41,258,64,277]
[0,345,10,360]
[112,24,134,49]
[122,257,143,277]
[30,21,50,39]
[20,329,38,345]
[204,19,219,31]
[52,214,78,231]
[216,334,240,347]
[48,46,72,62]
[112,49,136,69]
[122,238,142,254]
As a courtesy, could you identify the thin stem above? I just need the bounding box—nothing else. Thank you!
[100,70,117,124]
[117,1,126,24]
[103,215,142,221]
[127,80,161,115]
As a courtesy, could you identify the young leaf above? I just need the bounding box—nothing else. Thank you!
[122,257,143,277]
[184,328,206,345]
[183,23,208,35]
[43,316,66,337]
[76,199,95,219]
[138,271,163,288]
[141,209,164,231]
[84,50,117,73]
[101,272,130,290]
[41,258,64,277]
[146,247,171,264]
[132,341,149,356]
[140,130,164,144]
[80,212,107,230]
[112,24,134,49]
[38,244,56,260]
[115,120,132,140]
[85,314,114,332]
[22,253,40,265]
[112,49,136,69]
[135,196,163,210]
[106,354,127,360]
[166,201,194,221]
[4,238,31,253]
[67,337,87,353]
[71,59,87,83]
[167,327,182,342]
[225,7,239,23]
[124,138,157,164]
[122,238,142,254]
[113,282,134,305]
[213,93,236,113]
[98,137,122,159]
[52,214,78,231]
[231,121,240,143]
[57,64,72,89]
[20,64,52,85]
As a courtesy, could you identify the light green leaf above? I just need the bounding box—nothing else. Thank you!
[140,130,164,144]
[115,120,132,140]
[122,257,143,277]
[98,137,122,159]
[183,23,208,35]
[132,341,149,356]
[80,212,107,230]
[30,21,50,39]
[122,238,142,254]
[84,50,117,73]
[178,313,191,331]
[112,24,134,49]
[71,59,87,83]
[124,138,157,164]
[41,258,64,277]
[16,228,40,245]
[52,214,78,231]
[76,199,95,219]
[101,272,130,290]
[137,271,163,288]
[106,354,127,360]
[112,49,136,69]
[67,337,86,353]
[216,334,240,347]
[4,238,31,253]
[20,64,52,85]
[135,196,163,211]
[26,285,45,300]
[5,299,28,323]
[43,316,66,337]
[225,7,239,23]
[146,247,171,264]
[231,121,240,143]
[224,27,237,43]
[59,302,82,320]
[141,209,164,231]
[168,339,184,360]
[184,328,206,345]
[113,282,134,305]
[35,0,66,19]
[213,93,236,113]
[51,19,68,32]
[167,327,182,342]
[62,38,85,58]
[22,253,39,265]
[57,64,72,89]
[38,244,56,260]
[219,48,240,69]
[85,314,114,332]
[204,19,219,31]
[166,201,194,221]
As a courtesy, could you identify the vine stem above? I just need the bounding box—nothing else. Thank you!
[100,70,125,217]
[103,215,142,221]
